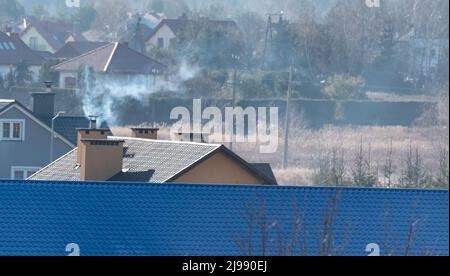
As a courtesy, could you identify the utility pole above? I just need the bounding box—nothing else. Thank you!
[230,54,240,151]
[283,61,293,169]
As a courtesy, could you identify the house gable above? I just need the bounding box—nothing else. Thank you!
[0,105,74,179]
[20,26,55,52]
[172,151,267,185]
[0,103,74,147]
[146,23,176,50]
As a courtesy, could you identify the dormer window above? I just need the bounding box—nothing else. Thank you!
[0,120,25,141]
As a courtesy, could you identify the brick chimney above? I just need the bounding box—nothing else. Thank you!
[79,139,125,181]
[131,127,159,139]
[32,81,55,120]
[76,116,110,164]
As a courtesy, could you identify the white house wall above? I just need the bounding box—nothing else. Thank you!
[20,26,55,52]
[146,24,176,51]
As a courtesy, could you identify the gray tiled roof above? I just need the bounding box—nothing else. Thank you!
[52,42,167,74]
[27,20,86,51]
[30,138,221,183]
[53,41,109,59]
[29,137,277,184]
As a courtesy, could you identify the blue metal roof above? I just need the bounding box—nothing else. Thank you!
[0,180,448,256]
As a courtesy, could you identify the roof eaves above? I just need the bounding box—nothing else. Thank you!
[27,148,78,180]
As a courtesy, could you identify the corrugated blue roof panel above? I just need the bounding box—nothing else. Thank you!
[0,180,448,256]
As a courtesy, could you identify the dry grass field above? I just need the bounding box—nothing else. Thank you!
[112,124,448,188]
[111,96,449,188]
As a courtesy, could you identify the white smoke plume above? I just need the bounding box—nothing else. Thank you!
[78,61,199,125]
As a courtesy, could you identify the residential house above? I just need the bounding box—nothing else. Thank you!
[0,179,447,256]
[52,42,167,89]
[0,93,101,180]
[30,125,277,185]
[126,12,166,54]
[144,15,238,51]
[0,31,45,82]
[53,41,109,60]
[397,28,449,81]
[20,20,86,53]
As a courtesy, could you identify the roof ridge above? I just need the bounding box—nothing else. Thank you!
[104,42,119,71]
[53,42,115,69]
[6,179,450,193]
[109,136,222,147]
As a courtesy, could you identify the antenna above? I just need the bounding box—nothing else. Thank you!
[261,11,284,71]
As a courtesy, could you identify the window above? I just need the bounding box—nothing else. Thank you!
[157,37,164,49]
[64,77,77,89]
[29,37,38,50]
[11,167,41,180]
[0,120,25,141]
[8,42,15,50]
[1,42,10,50]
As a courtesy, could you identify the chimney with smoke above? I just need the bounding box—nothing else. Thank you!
[76,116,110,164]
[130,127,159,139]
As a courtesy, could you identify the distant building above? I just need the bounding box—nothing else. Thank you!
[397,28,449,82]
[144,15,238,51]
[52,42,167,89]
[20,20,86,53]
[0,31,45,82]
[0,93,100,180]
[30,125,277,185]
[126,12,166,54]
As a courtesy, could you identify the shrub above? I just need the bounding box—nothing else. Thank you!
[239,72,272,99]
[323,74,367,100]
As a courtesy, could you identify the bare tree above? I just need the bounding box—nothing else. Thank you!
[383,138,396,188]
[400,143,432,188]
[435,143,449,188]
[352,139,379,188]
